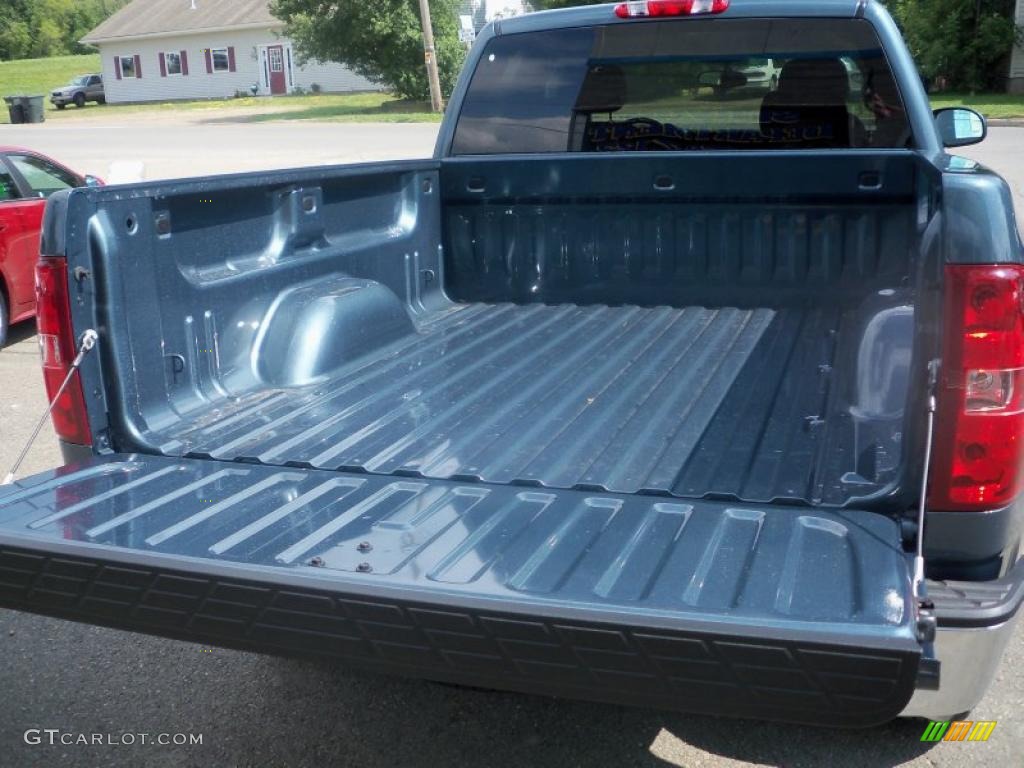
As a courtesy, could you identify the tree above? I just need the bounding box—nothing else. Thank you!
[0,0,131,61]
[0,21,33,62]
[0,0,34,60]
[271,0,466,101]
[889,0,1021,91]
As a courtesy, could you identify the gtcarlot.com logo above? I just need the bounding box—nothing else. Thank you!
[24,729,203,747]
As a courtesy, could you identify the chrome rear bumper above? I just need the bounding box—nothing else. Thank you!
[902,561,1024,719]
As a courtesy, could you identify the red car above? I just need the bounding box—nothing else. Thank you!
[0,148,99,347]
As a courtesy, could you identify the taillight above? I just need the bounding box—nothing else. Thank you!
[35,257,92,445]
[930,265,1024,510]
[614,0,729,18]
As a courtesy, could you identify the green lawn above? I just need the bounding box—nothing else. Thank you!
[221,92,444,123]
[928,92,1024,119]
[0,53,101,122]
[47,91,444,124]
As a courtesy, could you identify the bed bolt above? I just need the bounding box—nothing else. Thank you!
[357,541,372,553]
[356,562,373,573]
[309,556,324,567]
[154,212,171,236]
[817,364,832,375]
[804,415,825,431]
[73,266,90,283]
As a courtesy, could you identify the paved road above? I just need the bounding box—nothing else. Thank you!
[960,127,1024,213]
[0,111,440,180]
[0,120,1022,767]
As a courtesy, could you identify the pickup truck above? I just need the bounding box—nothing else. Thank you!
[1,0,1022,728]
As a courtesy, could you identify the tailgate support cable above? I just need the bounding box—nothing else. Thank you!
[912,360,939,658]
[914,391,936,595]
[2,329,98,486]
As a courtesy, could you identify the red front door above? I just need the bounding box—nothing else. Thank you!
[268,45,287,95]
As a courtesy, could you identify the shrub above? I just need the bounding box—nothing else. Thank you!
[886,0,1019,91]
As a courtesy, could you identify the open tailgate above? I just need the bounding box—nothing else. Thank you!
[0,455,929,726]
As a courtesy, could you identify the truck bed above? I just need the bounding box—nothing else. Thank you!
[62,155,926,510]
[138,300,881,506]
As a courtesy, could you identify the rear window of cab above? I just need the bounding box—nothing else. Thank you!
[452,18,912,154]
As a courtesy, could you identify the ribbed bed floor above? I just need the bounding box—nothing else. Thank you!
[153,302,848,503]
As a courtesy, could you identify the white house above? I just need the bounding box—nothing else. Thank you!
[81,0,376,103]
[458,0,532,32]
[1010,0,1024,93]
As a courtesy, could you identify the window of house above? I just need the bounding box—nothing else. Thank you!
[119,55,137,79]
[211,47,230,73]
[269,46,284,74]
[164,51,182,76]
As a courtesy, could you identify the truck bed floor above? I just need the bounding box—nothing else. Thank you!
[150,301,858,504]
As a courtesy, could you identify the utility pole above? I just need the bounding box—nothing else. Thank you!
[417,0,445,113]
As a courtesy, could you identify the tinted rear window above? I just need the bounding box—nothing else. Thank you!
[452,19,911,154]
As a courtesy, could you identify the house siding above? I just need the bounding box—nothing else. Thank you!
[458,0,531,31]
[98,27,375,103]
[290,54,378,93]
[1010,0,1024,93]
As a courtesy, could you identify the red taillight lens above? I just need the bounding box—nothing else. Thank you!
[35,258,92,446]
[930,265,1024,510]
[615,0,729,18]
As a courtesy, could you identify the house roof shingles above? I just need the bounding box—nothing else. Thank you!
[81,0,279,44]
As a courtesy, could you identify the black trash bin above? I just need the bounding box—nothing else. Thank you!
[23,95,45,123]
[3,96,26,124]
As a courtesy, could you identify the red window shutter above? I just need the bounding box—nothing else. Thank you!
[204,48,212,74]
[228,46,237,72]
[134,54,142,78]
[114,56,122,80]
[180,50,189,75]
[159,52,166,77]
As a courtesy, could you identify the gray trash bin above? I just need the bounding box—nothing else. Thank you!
[3,96,26,124]
[23,95,45,123]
